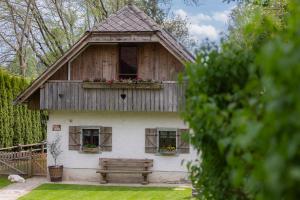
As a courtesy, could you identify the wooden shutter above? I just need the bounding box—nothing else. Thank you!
[69,126,81,150]
[177,129,190,154]
[145,128,158,153]
[100,127,112,151]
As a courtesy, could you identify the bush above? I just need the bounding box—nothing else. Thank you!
[183,0,300,199]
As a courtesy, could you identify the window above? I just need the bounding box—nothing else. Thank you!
[119,46,137,79]
[82,129,99,147]
[158,129,177,153]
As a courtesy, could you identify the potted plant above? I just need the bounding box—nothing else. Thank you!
[48,135,63,182]
[82,144,99,153]
[159,145,177,155]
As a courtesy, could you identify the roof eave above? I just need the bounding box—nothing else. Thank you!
[14,31,91,104]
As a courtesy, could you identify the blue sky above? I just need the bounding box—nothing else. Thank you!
[170,0,236,42]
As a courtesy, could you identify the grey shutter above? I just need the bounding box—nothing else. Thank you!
[177,129,190,154]
[69,126,81,150]
[145,128,158,153]
[100,127,112,151]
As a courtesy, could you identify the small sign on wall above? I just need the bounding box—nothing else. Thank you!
[52,124,61,131]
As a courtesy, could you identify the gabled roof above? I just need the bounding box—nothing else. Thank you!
[91,4,194,61]
[92,5,158,32]
[14,4,194,104]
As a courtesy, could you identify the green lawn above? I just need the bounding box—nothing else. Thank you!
[0,177,10,189]
[19,184,193,200]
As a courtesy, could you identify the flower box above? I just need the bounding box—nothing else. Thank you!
[82,82,163,90]
[82,146,99,153]
[159,150,177,156]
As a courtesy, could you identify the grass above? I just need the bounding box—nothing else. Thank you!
[0,176,10,189]
[19,183,193,200]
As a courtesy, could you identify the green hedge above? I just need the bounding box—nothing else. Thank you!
[0,69,46,148]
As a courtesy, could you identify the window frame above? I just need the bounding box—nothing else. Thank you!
[118,45,138,79]
[80,126,101,150]
[157,128,178,154]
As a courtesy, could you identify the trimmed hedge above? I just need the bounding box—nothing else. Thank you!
[0,69,46,148]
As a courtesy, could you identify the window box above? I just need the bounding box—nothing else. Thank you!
[159,149,177,156]
[82,145,99,153]
[82,82,163,90]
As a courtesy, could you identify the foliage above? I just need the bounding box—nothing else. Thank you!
[48,135,63,166]
[83,144,97,148]
[182,0,300,199]
[0,68,46,148]
[19,184,193,200]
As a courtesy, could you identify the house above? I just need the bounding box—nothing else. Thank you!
[14,4,197,183]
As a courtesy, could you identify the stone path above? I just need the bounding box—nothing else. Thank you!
[0,177,46,200]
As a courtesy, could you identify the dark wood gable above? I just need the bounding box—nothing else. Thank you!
[49,43,183,82]
[14,4,193,110]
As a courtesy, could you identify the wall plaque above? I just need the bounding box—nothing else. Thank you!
[52,125,61,131]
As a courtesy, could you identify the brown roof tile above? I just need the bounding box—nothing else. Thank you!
[91,5,194,61]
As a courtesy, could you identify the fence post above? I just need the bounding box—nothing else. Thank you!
[28,148,32,177]
[41,143,45,153]
[18,144,22,152]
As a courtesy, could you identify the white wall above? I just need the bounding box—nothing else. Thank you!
[47,111,198,182]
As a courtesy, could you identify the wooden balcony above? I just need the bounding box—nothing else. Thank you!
[40,81,186,112]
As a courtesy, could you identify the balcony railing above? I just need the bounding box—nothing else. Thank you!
[40,81,186,112]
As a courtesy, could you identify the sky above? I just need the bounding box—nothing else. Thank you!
[170,0,236,43]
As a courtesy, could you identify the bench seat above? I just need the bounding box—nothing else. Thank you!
[96,170,152,174]
[97,158,153,185]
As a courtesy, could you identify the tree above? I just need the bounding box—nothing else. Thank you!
[183,0,296,199]
[0,0,200,77]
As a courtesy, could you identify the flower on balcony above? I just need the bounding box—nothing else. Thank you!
[85,77,161,84]
[106,79,114,85]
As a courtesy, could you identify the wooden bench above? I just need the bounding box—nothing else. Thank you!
[96,158,153,185]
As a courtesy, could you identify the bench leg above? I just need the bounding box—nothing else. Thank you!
[100,173,108,184]
[142,173,148,185]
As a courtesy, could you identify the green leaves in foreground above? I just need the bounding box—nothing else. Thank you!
[183,0,300,199]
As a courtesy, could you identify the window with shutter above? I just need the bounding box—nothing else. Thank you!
[158,129,177,154]
[145,128,157,153]
[69,126,81,150]
[100,127,112,151]
[82,128,100,148]
[145,128,190,154]
[69,126,112,152]
[177,129,190,154]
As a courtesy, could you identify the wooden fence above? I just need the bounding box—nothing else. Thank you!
[0,142,47,177]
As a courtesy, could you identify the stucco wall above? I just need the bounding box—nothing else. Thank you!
[47,111,198,183]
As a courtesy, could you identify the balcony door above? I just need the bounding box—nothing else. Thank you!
[119,46,137,79]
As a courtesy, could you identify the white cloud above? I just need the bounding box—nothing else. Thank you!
[174,9,188,19]
[189,24,218,40]
[191,13,212,23]
[174,7,234,42]
[212,10,231,23]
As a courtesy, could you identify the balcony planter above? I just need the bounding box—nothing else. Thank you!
[82,81,163,90]
[82,145,99,153]
[159,147,177,156]
[48,165,63,182]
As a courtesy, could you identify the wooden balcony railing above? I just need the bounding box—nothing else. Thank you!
[40,81,186,112]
